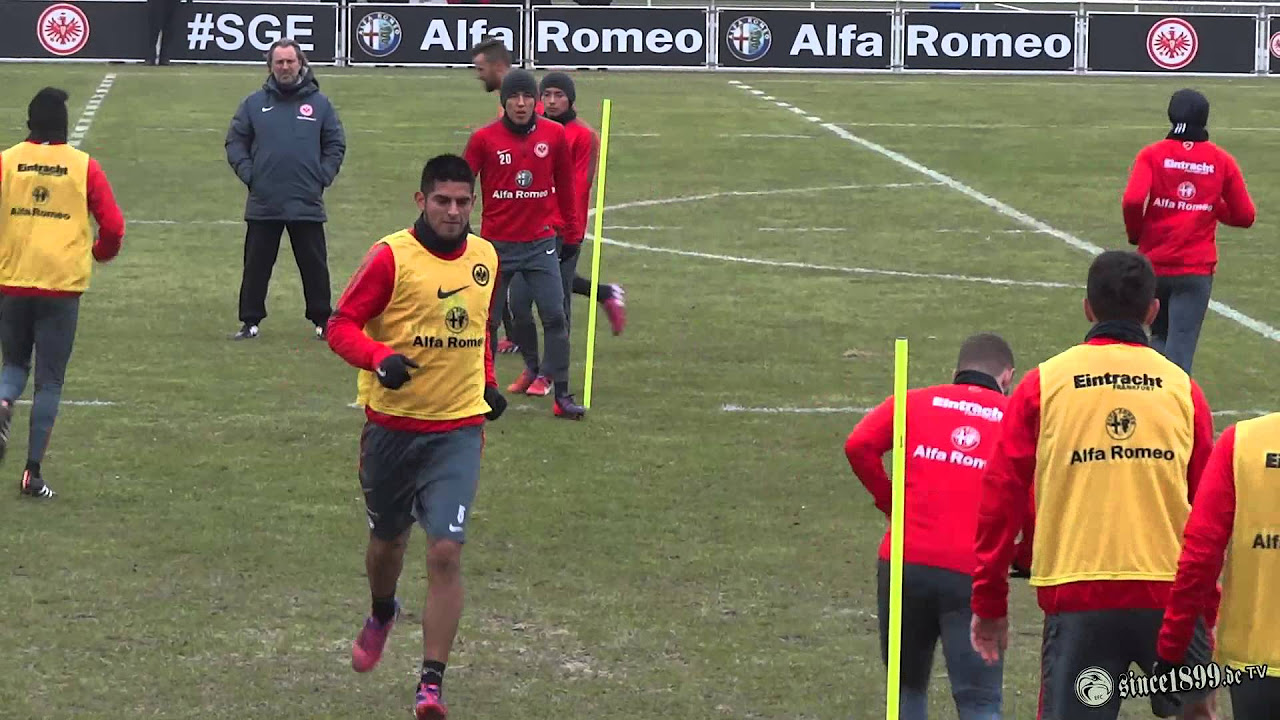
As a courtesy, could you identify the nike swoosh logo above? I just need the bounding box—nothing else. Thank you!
[438,286,468,299]
[261,107,273,112]
[546,248,556,255]
[376,368,387,378]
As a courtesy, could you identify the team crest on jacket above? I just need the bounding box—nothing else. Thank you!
[534,142,549,158]
[300,104,314,118]
[516,170,533,188]
[472,263,490,286]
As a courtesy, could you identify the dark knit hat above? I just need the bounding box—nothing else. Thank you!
[500,69,538,106]
[1167,88,1209,142]
[539,72,576,106]
[27,86,69,142]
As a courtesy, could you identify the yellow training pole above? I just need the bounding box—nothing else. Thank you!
[887,337,909,720]
[582,98,611,409]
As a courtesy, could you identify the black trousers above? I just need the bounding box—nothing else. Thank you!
[146,0,180,64]
[238,220,332,327]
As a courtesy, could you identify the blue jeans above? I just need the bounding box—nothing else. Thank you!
[1151,274,1212,375]
[877,561,1003,720]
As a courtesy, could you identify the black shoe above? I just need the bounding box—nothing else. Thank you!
[20,468,55,499]
[553,394,586,420]
[0,399,12,463]
[315,324,326,341]
[231,323,259,340]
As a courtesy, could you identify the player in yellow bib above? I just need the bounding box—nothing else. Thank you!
[1156,412,1280,718]
[326,154,505,720]
[0,87,125,499]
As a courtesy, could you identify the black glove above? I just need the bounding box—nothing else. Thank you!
[375,354,418,390]
[484,385,506,421]
[1148,660,1184,718]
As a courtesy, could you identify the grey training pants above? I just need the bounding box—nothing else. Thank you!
[1151,274,1212,375]
[511,238,580,374]
[0,294,80,464]
[487,236,569,384]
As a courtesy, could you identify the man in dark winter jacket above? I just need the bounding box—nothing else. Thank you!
[225,38,346,341]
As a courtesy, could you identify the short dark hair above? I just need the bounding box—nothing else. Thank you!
[420,154,475,195]
[956,333,1015,377]
[1087,251,1156,324]
[470,37,511,66]
[266,38,309,67]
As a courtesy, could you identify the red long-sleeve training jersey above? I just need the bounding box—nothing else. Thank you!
[1122,139,1255,276]
[1157,425,1237,663]
[0,143,125,297]
[463,118,577,243]
[970,337,1216,620]
[326,229,496,434]
[557,117,598,245]
[845,379,1033,576]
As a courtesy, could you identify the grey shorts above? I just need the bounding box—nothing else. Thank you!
[358,422,483,543]
[1040,608,1213,720]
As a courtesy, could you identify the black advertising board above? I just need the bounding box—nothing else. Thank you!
[1086,14,1255,74]
[717,9,892,69]
[348,4,523,66]
[0,0,150,61]
[531,7,708,68]
[167,1,338,64]
[902,12,1075,71]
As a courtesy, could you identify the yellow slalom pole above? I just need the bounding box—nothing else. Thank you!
[582,98,611,409]
[887,337,909,720]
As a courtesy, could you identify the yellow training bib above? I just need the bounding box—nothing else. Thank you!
[0,142,93,292]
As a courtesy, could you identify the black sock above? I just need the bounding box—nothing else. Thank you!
[597,283,614,302]
[554,381,569,398]
[25,460,40,477]
[421,660,446,688]
[371,595,397,624]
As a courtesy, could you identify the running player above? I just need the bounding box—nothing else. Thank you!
[327,154,506,720]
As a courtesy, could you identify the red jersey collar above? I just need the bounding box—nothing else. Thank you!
[25,140,67,146]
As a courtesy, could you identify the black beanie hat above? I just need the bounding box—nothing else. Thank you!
[539,72,576,106]
[1167,88,1210,142]
[500,69,538,106]
[27,86,69,143]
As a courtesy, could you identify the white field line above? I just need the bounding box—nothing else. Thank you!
[136,71,452,80]
[758,227,848,232]
[605,225,683,230]
[838,121,1280,133]
[68,73,116,148]
[937,228,1045,234]
[613,132,661,137]
[15,399,117,407]
[722,404,1272,418]
[728,81,1280,344]
[722,133,815,139]
[129,220,241,225]
[746,78,1278,89]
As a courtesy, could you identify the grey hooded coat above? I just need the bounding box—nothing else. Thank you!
[225,69,346,223]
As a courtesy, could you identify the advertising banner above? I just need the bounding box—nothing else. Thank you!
[902,12,1075,71]
[0,0,150,61]
[348,4,523,66]
[717,9,892,70]
[532,7,708,68]
[1268,16,1280,74]
[167,1,339,64]
[1086,14,1255,73]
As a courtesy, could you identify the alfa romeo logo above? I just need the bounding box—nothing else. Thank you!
[515,170,533,188]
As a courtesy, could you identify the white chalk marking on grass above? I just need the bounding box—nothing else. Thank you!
[596,181,941,214]
[131,219,241,225]
[720,133,814,139]
[613,132,661,137]
[68,73,116,148]
[758,227,849,232]
[729,81,1280,344]
[837,121,1280,134]
[937,228,1048,235]
[598,237,1074,290]
[722,404,1273,418]
[15,399,117,407]
[605,225,683,230]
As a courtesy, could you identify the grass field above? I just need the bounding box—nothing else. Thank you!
[2,63,1277,720]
